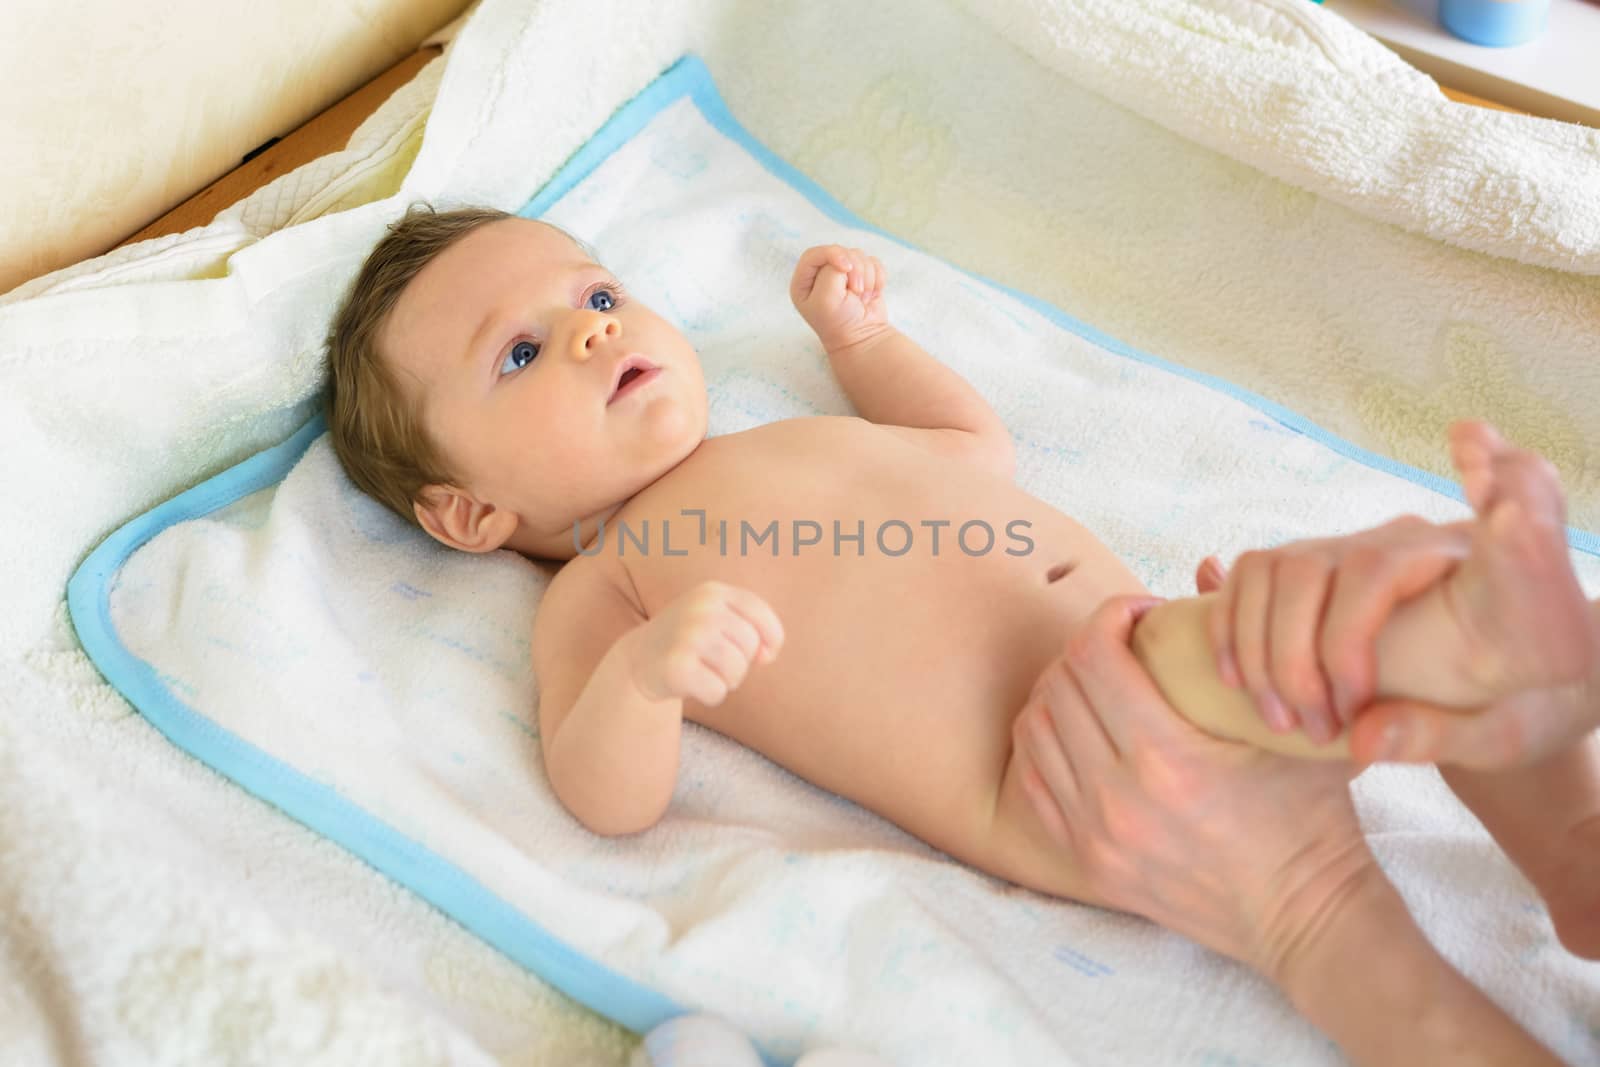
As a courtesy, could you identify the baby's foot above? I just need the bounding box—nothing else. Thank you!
[1438,421,1596,702]
[1435,422,1600,958]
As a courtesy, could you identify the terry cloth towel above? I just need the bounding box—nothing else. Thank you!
[70,57,1600,1067]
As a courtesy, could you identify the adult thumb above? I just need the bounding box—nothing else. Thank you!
[1348,699,1503,770]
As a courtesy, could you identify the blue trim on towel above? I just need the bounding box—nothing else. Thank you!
[65,414,696,1050]
[66,50,1600,1067]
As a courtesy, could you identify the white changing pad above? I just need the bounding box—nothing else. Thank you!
[70,58,1600,1066]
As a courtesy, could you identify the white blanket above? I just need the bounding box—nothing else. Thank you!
[7,0,1600,1063]
[71,51,1600,1067]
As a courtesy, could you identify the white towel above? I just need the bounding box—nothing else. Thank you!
[10,0,1600,1062]
[80,61,1600,1066]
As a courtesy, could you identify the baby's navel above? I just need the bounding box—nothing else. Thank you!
[1044,561,1076,584]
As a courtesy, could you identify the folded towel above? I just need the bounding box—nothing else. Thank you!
[71,57,1600,1067]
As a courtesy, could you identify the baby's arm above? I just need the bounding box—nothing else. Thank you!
[534,569,783,835]
[790,245,1013,476]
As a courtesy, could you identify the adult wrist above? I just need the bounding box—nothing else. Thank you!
[1257,841,1386,1000]
[1274,859,1563,1067]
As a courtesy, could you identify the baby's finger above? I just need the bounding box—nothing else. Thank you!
[850,249,868,293]
[727,587,785,663]
[690,636,750,704]
[683,663,731,708]
[717,613,763,666]
[789,248,830,304]
[815,262,850,305]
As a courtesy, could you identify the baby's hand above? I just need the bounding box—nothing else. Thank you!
[789,244,889,352]
[1204,517,1470,746]
[629,581,785,706]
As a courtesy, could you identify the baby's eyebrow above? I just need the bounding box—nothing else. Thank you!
[457,264,616,370]
[459,309,503,370]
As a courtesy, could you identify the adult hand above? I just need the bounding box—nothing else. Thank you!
[1201,516,1473,746]
[1200,418,1600,770]
[1351,422,1600,769]
[1011,596,1374,983]
[1205,531,1600,767]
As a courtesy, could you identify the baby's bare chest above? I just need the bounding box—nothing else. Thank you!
[594,418,1146,789]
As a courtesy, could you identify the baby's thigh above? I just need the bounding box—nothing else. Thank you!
[1131,596,1351,760]
[984,731,1109,906]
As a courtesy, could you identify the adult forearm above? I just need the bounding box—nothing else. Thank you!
[1278,866,1561,1067]
[545,632,684,836]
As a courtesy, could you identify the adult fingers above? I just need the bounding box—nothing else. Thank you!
[1065,596,1184,752]
[1348,698,1558,770]
[1195,555,1226,595]
[1207,565,1242,687]
[1265,553,1336,743]
[1014,696,1083,845]
[1037,643,1120,764]
[1319,519,1467,723]
[1230,553,1296,734]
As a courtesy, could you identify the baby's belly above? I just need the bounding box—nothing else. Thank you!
[625,507,1149,891]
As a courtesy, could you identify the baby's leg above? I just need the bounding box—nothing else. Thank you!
[1133,423,1597,756]
[1134,422,1600,955]
[1425,425,1600,958]
[1131,596,1353,759]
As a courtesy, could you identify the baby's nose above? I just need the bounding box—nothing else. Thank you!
[571,310,620,360]
[586,317,621,348]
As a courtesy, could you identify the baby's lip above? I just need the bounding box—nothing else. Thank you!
[607,354,660,404]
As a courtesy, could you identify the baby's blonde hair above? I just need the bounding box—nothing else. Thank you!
[324,203,514,527]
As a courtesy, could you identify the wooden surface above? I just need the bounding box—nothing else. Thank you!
[116,45,443,248]
[116,46,1523,249]
[1439,84,1523,114]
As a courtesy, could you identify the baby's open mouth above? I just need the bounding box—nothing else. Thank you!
[607,355,660,405]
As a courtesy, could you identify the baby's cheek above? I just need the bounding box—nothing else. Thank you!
[642,393,704,450]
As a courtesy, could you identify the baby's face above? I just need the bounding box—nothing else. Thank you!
[382,217,708,559]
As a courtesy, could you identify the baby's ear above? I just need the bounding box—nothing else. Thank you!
[413,484,518,553]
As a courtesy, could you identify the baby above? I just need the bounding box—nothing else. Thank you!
[326,205,1600,958]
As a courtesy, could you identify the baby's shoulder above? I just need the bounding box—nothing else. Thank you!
[535,552,640,630]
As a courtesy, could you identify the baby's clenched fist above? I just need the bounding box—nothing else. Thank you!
[629,581,785,706]
[790,244,890,352]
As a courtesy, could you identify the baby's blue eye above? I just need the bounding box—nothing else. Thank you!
[589,289,616,311]
[498,340,539,376]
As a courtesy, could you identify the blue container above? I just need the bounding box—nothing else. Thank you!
[1439,0,1551,47]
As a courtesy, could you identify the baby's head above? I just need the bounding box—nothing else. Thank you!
[325,204,708,561]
